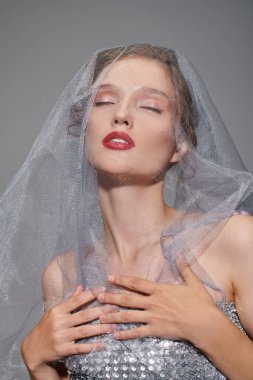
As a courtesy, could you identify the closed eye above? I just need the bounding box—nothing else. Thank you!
[141,106,163,114]
[94,101,114,106]
[94,102,162,114]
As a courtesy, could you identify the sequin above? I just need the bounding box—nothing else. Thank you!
[66,302,246,380]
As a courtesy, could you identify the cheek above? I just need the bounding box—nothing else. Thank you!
[85,118,101,164]
[140,119,176,161]
[86,114,104,146]
[86,107,112,138]
[131,130,173,176]
[149,138,174,171]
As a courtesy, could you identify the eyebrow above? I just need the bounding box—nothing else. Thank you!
[96,83,172,102]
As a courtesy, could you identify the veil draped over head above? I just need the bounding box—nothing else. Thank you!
[0,44,253,379]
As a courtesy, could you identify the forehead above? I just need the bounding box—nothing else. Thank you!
[96,56,175,97]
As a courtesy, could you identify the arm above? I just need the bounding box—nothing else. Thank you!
[194,214,253,379]
[22,256,72,380]
[196,214,253,379]
[98,215,253,380]
[21,362,66,380]
[21,254,115,380]
[189,214,253,379]
[175,214,253,379]
[190,306,253,380]
[99,272,253,380]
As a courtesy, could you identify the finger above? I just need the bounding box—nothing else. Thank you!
[107,275,158,295]
[60,287,105,314]
[91,285,109,297]
[68,341,107,355]
[67,323,119,340]
[99,310,147,325]
[68,304,120,327]
[112,325,150,340]
[72,285,84,297]
[177,257,201,287]
[97,291,147,309]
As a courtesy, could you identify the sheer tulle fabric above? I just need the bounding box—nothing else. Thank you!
[0,44,252,379]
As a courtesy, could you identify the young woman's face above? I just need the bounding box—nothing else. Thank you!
[86,56,179,183]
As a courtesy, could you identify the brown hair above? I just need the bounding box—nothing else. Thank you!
[68,43,198,146]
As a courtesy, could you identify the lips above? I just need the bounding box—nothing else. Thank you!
[102,131,135,150]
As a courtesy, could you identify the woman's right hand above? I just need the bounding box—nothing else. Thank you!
[21,285,118,374]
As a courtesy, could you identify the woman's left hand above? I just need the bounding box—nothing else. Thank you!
[97,262,219,343]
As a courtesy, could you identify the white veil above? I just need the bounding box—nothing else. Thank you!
[0,44,252,379]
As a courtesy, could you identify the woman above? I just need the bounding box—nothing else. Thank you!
[1,44,253,379]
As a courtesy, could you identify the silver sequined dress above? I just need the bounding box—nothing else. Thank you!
[63,302,247,380]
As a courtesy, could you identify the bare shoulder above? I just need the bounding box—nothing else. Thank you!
[212,213,253,279]
[216,213,253,260]
[216,213,253,336]
[42,251,76,310]
[199,213,253,301]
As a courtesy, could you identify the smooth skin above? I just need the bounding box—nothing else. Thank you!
[97,214,253,380]
[21,283,120,379]
[22,56,253,380]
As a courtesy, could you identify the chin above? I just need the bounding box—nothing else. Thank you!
[87,150,168,184]
[94,165,164,186]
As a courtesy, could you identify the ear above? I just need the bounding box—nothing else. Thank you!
[170,140,188,163]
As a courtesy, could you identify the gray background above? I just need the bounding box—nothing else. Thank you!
[0,0,252,195]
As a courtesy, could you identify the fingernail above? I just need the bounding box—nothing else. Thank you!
[107,324,119,333]
[108,275,115,283]
[95,343,107,351]
[113,331,121,339]
[177,255,187,266]
[98,292,105,302]
[99,314,107,323]
[97,286,107,293]
[72,285,83,296]
[93,287,107,297]
[108,305,120,312]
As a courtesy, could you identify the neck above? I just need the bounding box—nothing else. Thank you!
[97,172,176,265]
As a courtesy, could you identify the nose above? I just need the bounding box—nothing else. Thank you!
[113,118,129,127]
[112,102,133,129]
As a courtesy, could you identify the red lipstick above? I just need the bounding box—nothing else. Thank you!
[102,131,135,150]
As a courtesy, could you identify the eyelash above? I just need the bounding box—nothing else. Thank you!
[94,101,163,114]
[94,101,114,106]
[142,106,163,114]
